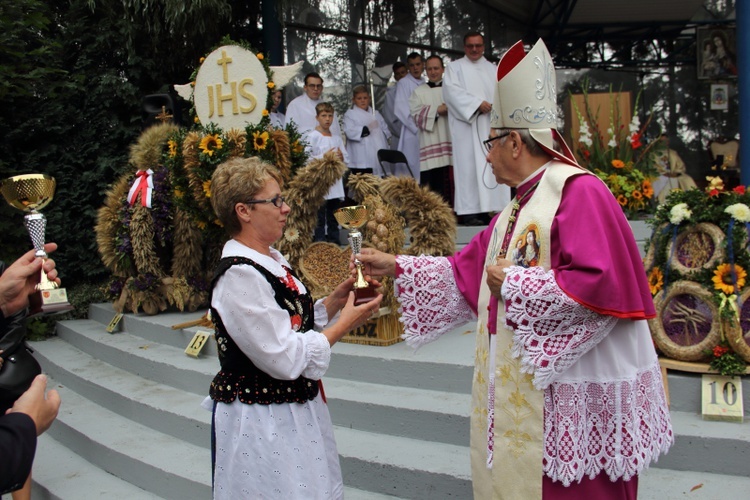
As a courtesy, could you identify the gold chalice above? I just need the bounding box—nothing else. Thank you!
[334,205,378,305]
[1,174,72,314]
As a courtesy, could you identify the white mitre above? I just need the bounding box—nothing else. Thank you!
[489,39,578,167]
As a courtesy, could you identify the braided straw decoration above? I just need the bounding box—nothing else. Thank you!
[95,175,135,276]
[276,150,346,269]
[379,176,456,256]
[269,128,292,184]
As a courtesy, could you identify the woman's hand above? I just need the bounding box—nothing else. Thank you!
[323,277,355,319]
[323,291,383,346]
[353,248,397,278]
[486,257,511,299]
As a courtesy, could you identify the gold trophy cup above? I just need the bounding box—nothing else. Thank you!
[1,174,73,315]
[334,205,378,305]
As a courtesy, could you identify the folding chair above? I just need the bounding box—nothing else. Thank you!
[377,149,416,179]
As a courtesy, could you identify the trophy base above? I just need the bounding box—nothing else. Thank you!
[353,285,378,306]
[29,288,74,316]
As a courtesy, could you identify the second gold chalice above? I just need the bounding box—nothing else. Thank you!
[334,205,378,305]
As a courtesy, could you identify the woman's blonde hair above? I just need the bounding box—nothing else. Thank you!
[211,157,283,236]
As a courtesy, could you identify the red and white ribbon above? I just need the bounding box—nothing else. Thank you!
[127,169,154,208]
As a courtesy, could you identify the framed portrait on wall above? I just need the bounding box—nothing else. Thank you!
[710,84,728,111]
[697,27,737,79]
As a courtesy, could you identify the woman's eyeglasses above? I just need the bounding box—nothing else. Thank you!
[483,131,511,153]
[247,195,286,208]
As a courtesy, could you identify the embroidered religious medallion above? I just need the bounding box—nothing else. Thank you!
[509,223,542,268]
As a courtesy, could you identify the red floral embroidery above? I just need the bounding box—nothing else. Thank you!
[290,314,302,331]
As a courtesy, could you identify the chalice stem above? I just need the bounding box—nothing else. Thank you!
[24,211,48,258]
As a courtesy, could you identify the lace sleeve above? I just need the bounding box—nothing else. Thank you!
[395,255,476,349]
[501,266,618,390]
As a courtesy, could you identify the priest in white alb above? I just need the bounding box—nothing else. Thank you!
[444,32,510,222]
[393,52,425,181]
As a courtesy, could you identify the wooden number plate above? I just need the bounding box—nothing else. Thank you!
[185,330,211,358]
[701,374,744,422]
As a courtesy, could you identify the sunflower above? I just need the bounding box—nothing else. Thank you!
[647,267,663,295]
[611,159,625,169]
[712,263,747,294]
[262,109,269,117]
[199,134,223,157]
[256,53,264,60]
[617,194,628,206]
[292,140,304,154]
[202,180,212,198]
[253,131,270,151]
[632,190,643,200]
[267,81,275,89]
[168,139,178,158]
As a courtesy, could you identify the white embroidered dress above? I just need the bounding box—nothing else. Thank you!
[203,240,343,499]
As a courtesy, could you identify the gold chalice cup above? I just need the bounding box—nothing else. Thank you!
[334,205,377,305]
[1,174,72,314]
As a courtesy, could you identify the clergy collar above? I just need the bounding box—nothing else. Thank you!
[427,80,443,88]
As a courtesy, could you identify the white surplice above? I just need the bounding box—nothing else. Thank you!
[393,73,424,181]
[285,93,342,137]
[204,240,343,500]
[270,111,285,129]
[343,106,391,175]
[382,84,402,147]
[409,82,452,172]
[443,56,510,215]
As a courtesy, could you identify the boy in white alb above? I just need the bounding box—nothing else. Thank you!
[306,102,349,243]
[343,85,391,177]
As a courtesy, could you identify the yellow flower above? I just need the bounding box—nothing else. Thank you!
[199,57,205,63]
[267,81,275,89]
[214,219,223,227]
[253,131,270,151]
[648,268,663,295]
[256,53,264,60]
[292,140,304,154]
[167,140,178,158]
[262,109,269,117]
[174,188,184,198]
[202,180,212,198]
[196,220,207,230]
[199,134,224,157]
[713,263,747,294]
[194,116,200,124]
[616,194,628,206]
[611,159,625,169]
[632,190,643,200]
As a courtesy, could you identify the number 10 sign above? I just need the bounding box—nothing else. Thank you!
[701,374,744,422]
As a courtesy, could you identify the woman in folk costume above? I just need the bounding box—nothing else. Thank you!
[343,85,391,177]
[204,157,381,499]
[356,39,672,499]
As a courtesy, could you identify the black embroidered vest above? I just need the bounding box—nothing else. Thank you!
[208,256,319,405]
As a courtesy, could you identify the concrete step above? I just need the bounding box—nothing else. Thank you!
[42,377,212,499]
[31,433,162,500]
